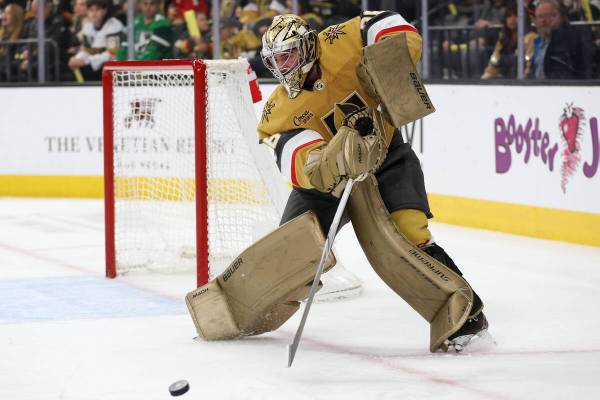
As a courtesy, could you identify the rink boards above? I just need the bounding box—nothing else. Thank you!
[0,83,598,246]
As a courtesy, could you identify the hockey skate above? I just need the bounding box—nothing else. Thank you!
[420,244,492,352]
[442,311,490,352]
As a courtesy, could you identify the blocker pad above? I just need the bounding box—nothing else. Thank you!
[357,32,435,128]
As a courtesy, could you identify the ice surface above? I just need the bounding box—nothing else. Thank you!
[1,198,599,400]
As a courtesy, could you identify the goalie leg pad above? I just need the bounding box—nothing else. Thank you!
[357,32,435,128]
[185,279,240,340]
[349,175,473,352]
[185,211,335,340]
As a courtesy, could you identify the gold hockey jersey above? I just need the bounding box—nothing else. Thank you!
[257,12,421,189]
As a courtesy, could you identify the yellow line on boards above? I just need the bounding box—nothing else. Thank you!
[1,175,598,247]
[0,175,271,204]
[0,175,104,198]
[428,193,600,247]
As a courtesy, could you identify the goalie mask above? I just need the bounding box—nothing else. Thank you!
[261,15,318,99]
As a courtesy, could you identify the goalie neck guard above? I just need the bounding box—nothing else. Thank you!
[261,14,318,99]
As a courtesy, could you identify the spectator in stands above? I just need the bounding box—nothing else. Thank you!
[71,0,89,34]
[247,15,272,76]
[168,2,185,43]
[465,0,507,76]
[173,10,212,59]
[57,0,74,14]
[563,0,600,21]
[116,0,173,61]
[220,0,237,18]
[220,16,261,59]
[267,0,287,15]
[239,0,261,24]
[306,0,335,23]
[67,0,123,81]
[474,0,507,28]
[472,0,506,45]
[482,3,537,78]
[0,2,25,81]
[438,0,479,78]
[562,0,600,77]
[0,2,24,42]
[530,0,593,79]
[195,10,211,33]
[66,0,89,62]
[112,0,128,25]
[170,0,209,21]
[167,1,178,23]
[17,0,70,81]
[441,0,478,26]
[250,14,273,36]
[285,0,324,30]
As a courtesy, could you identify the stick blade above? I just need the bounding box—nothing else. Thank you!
[287,343,296,368]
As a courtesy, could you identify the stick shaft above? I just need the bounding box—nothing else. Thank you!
[287,178,356,367]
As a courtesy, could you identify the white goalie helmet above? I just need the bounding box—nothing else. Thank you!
[261,14,318,99]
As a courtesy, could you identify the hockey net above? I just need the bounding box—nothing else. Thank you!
[103,59,361,299]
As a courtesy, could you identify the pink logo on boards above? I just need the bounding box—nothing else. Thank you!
[494,103,598,193]
[559,104,584,193]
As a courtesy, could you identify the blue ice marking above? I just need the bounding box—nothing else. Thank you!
[0,276,185,322]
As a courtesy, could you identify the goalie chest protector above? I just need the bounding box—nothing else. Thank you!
[257,16,396,143]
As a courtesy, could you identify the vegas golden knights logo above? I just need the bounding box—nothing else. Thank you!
[261,100,275,124]
[125,98,161,129]
[323,24,346,44]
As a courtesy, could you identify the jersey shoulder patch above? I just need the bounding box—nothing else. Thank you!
[318,16,361,46]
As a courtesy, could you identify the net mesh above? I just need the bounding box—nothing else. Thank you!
[111,61,279,278]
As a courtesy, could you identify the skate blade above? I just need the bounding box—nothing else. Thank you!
[443,329,496,353]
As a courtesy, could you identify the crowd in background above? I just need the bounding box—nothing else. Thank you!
[0,0,598,82]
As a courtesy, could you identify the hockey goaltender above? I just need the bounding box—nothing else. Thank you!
[186,11,490,353]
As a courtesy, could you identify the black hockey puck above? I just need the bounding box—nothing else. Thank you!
[169,380,190,397]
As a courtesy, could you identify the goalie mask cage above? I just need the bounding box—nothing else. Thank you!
[103,59,361,298]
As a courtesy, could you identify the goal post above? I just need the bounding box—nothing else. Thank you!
[102,58,361,299]
[104,59,211,286]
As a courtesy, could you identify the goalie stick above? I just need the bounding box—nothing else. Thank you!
[287,174,366,367]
